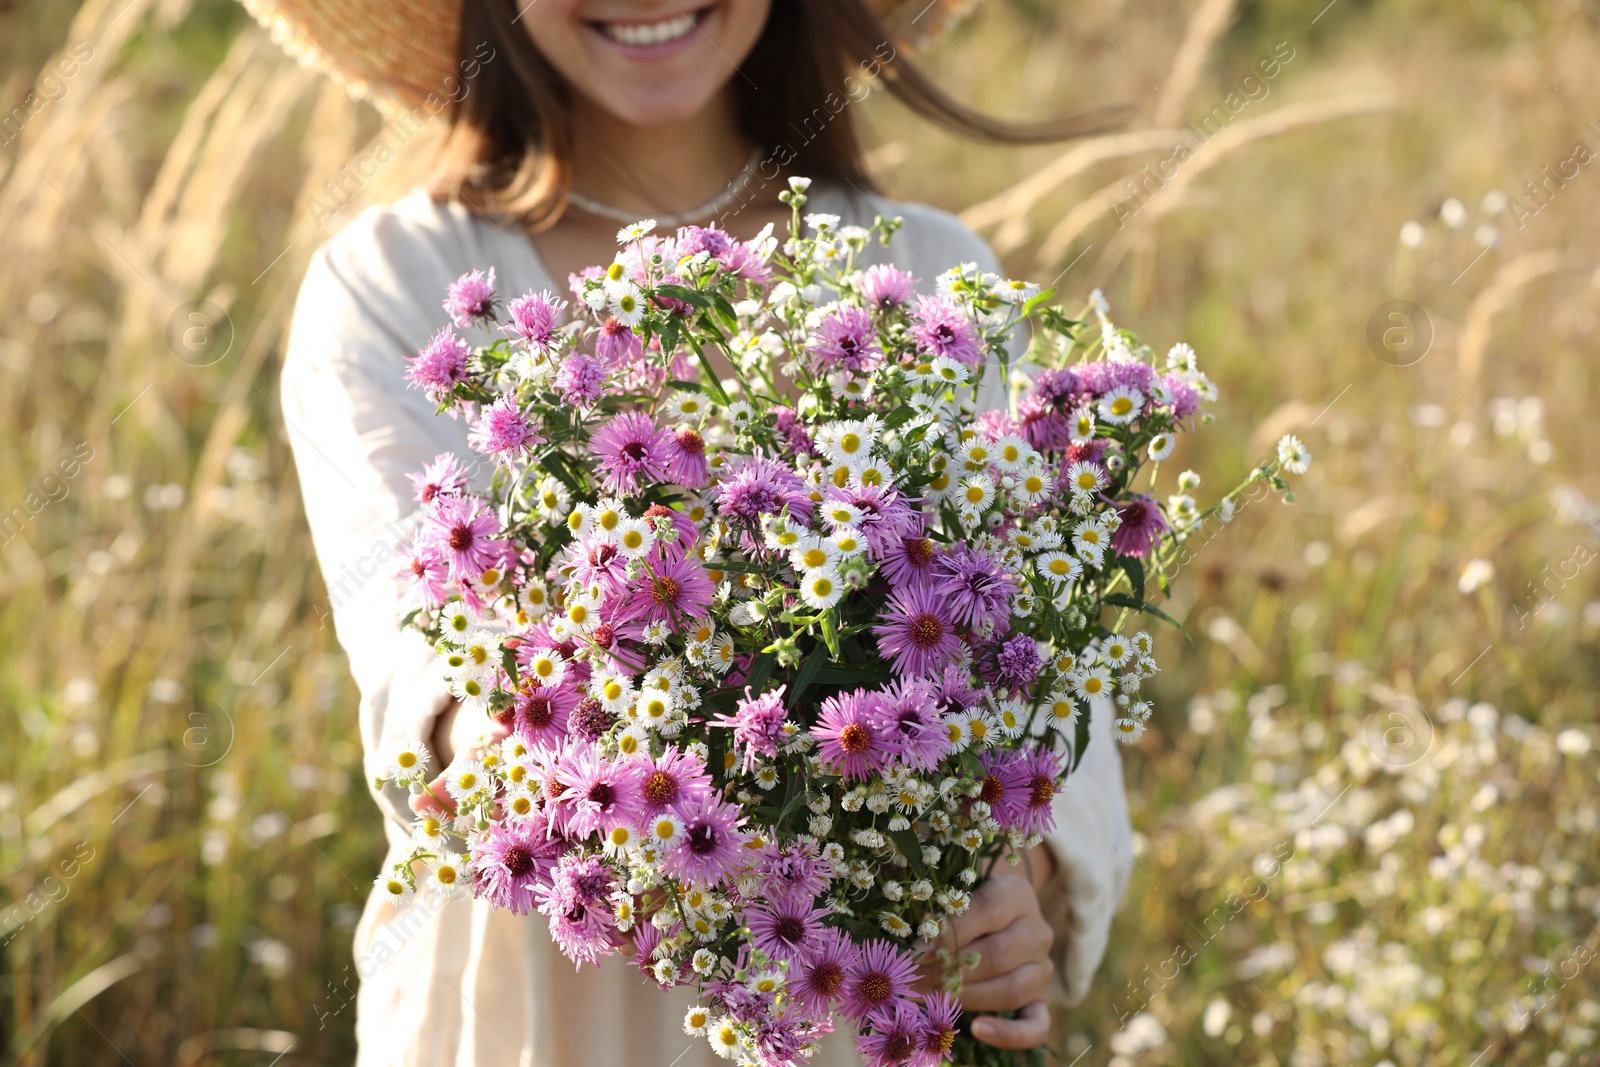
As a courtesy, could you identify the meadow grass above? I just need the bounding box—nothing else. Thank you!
[1,0,1596,1063]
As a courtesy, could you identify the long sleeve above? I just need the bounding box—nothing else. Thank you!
[281,200,481,836]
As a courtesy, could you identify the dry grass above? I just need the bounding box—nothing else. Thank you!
[1,0,1597,1064]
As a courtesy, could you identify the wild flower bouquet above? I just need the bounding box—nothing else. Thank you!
[371,178,1304,1066]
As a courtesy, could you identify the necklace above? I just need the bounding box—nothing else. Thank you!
[565,147,765,229]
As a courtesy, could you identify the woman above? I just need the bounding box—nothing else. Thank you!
[264,0,1134,1063]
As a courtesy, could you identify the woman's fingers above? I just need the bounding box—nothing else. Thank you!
[960,912,1055,984]
[410,769,456,814]
[957,958,1054,1013]
[942,870,1031,948]
[970,999,1050,1050]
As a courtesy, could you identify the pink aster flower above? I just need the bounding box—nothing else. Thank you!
[715,455,815,532]
[917,992,961,1065]
[857,263,916,309]
[423,495,502,581]
[613,547,715,629]
[931,544,1017,633]
[594,316,644,369]
[1110,492,1169,558]
[567,694,616,743]
[909,295,981,368]
[811,688,892,781]
[994,632,1043,691]
[995,748,1063,835]
[444,267,495,328]
[513,681,577,746]
[879,534,937,590]
[396,541,450,612]
[664,426,709,488]
[505,288,564,349]
[659,793,746,888]
[553,742,643,838]
[635,747,713,815]
[827,483,918,558]
[858,1000,926,1067]
[536,852,620,967]
[408,452,471,504]
[710,685,790,773]
[405,327,470,400]
[746,898,833,966]
[790,927,858,1016]
[1163,371,1201,418]
[875,677,951,774]
[807,305,882,375]
[471,814,565,915]
[590,411,672,496]
[874,583,963,679]
[1018,393,1074,451]
[468,395,544,458]
[840,939,921,1022]
[553,353,609,408]
[754,834,834,905]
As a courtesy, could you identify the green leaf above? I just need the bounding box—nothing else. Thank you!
[883,404,918,430]
[888,828,928,879]
[744,651,777,695]
[656,283,711,308]
[1117,555,1146,602]
[1104,593,1194,643]
[500,645,521,688]
[786,644,829,709]
[1072,697,1092,772]
[1019,288,1058,317]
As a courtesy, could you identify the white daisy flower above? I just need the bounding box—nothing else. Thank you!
[441,602,472,636]
[662,390,709,423]
[999,277,1040,303]
[636,690,675,728]
[931,356,968,385]
[799,568,843,609]
[1043,691,1079,733]
[1037,551,1082,585]
[1013,468,1052,505]
[1102,634,1135,668]
[992,435,1033,471]
[1276,434,1312,474]
[427,857,469,897]
[1114,716,1147,742]
[647,812,685,849]
[608,281,646,327]
[386,740,431,781]
[1072,520,1108,563]
[708,1018,742,1059]
[614,724,649,758]
[789,537,841,573]
[590,498,626,535]
[1098,386,1144,425]
[1066,461,1105,495]
[1071,667,1114,701]
[615,517,652,559]
[959,474,995,512]
[374,870,414,907]
[616,219,657,242]
[446,761,490,803]
[603,823,640,856]
[1147,433,1176,461]
[1166,342,1197,371]
[526,647,567,686]
[820,420,874,465]
[821,501,864,528]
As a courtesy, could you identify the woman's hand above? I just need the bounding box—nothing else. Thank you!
[920,849,1059,1049]
[410,698,509,816]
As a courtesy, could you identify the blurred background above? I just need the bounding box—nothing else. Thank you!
[2,0,1598,1063]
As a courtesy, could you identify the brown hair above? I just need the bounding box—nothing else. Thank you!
[432,0,1119,233]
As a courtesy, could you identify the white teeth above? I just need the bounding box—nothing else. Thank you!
[599,13,697,47]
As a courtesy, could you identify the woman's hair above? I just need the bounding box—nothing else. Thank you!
[433,0,1118,232]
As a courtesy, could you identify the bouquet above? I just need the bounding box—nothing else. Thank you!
[371,178,1306,1066]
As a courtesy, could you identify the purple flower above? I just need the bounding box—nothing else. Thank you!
[772,405,817,456]
[590,411,672,496]
[396,541,449,611]
[875,583,964,679]
[754,835,835,905]
[664,427,709,488]
[879,534,937,589]
[974,408,1020,441]
[1079,355,1156,397]
[553,741,642,838]
[715,455,815,534]
[932,545,1017,634]
[996,748,1063,835]
[471,815,564,915]
[536,852,619,967]
[717,239,772,285]
[443,267,495,328]
[468,395,544,457]
[875,678,951,774]
[746,898,832,966]
[710,685,790,773]
[790,927,858,1016]
[635,747,713,815]
[553,353,609,408]
[613,546,715,629]
[857,264,916,309]
[840,939,920,1022]
[807,305,882,375]
[424,495,502,581]
[1110,492,1169,558]
[827,482,918,558]
[1018,393,1074,451]
[995,632,1043,691]
[505,288,564,349]
[811,689,892,781]
[594,316,643,369]
[567,695,615,743]
[673,225,732,259]
[513,681,576,746]
[858,1000,926,1067]
[909,295,981,368]
[660,793,746,888]
[1163,371,1201,418]
[917,991,961,1063]
[405,327,470,400]
[1031,366,1082,406]
[408,452,471,504]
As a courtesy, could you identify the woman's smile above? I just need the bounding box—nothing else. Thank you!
[586,7,711,54]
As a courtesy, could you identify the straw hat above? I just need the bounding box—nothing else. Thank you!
[241,0,978,113]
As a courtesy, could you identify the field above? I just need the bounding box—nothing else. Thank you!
[1,0,1597,1064]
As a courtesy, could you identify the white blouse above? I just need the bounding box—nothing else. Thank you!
[282,184,1133,1067]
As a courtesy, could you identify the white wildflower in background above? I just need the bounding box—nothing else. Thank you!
[1457,558,1495,594]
